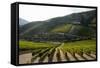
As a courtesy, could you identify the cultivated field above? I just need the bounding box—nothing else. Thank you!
[19,40,96,64]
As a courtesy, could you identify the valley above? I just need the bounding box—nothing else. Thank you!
[19,10,97,64]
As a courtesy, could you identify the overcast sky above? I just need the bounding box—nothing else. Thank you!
[19,4,95,22]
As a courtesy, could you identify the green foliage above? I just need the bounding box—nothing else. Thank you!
[77,26,93,36]
[20,10,96,40]
[51,24,72,33]
[19,40,57,50]
[19,40,96,54]
[62,40,96,55]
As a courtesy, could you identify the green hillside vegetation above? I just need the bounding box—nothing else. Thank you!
[19,40,58,50]
[89,18,96,29]
[51,24,73,33]
[62,40,96,56]
[19,40,96,55]
[77,26,92,36]
[19,10,96,38]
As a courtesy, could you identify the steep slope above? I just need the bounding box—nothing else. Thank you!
[19,10,96,38]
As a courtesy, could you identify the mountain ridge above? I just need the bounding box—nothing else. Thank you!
[19,10,96,39]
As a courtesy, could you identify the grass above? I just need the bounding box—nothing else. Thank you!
[19,39,96,56]
[62,40,96,54]
[19,40,57,50]
[51,24,72,33]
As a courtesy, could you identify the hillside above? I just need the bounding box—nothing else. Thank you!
[19,10,96,40]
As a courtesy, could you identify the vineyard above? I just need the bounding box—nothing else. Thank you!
[19,40,96,64]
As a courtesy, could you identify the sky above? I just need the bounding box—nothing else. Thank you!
[19,4,95,22]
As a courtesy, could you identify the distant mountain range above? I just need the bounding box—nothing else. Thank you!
[19,10,96,39]
[19,18,29,26]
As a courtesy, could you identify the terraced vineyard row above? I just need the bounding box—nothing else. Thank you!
[19,47,96,64]
[19,40,96,64]
[30,47,96,63]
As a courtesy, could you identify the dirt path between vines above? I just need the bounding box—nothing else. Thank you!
[19,53,32,64]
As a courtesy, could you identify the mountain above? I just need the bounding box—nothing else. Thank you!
[19,18,29,26]
[19,10,96,39]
